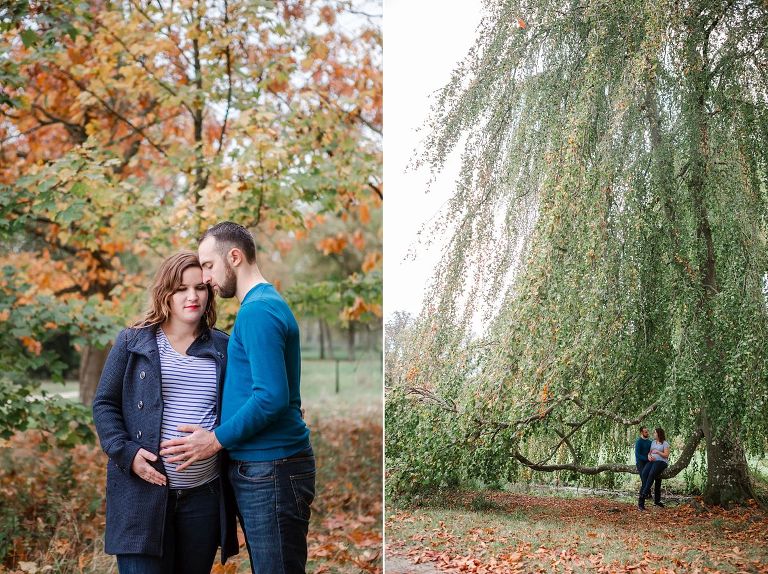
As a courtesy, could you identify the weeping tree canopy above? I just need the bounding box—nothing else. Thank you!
[387,0,768,506]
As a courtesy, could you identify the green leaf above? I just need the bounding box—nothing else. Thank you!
[20,29,39,48]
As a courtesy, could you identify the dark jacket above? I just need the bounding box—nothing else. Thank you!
[92,324,239,561]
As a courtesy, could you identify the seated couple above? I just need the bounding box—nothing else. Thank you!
[634,426,670,511]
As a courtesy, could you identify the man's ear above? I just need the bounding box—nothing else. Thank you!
[228,247,244,267]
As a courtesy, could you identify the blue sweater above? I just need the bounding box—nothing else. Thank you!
[214,283,310,461]
[635,437,651,464]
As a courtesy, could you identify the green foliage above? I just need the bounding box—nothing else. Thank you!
[0,379,94,445]
[388,0,768,502]
[286,270,382,325]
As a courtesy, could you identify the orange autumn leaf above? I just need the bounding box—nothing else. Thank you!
[340,296,367,321]
[358,203,371,224]
[351,229,366,251]
[319,5,336,25]
[316,233,348,255]
[362,251,382,273]
[20,335,42,356]
[518,18,527,29]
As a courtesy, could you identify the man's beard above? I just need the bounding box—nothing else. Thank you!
[218,261,238,299]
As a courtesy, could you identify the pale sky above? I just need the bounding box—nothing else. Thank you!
[383,0,484,320]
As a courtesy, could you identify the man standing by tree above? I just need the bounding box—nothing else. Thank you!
[635,426,651,477]
[160,221,315,573]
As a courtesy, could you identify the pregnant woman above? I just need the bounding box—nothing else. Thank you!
[93,251,238,573]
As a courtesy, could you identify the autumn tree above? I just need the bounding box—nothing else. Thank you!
[387,0,768,506]
[0,0,381,407]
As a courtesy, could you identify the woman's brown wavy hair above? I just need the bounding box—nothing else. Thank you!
[134,251,216,334]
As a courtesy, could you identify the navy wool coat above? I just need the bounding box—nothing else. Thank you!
[92,325,239,561]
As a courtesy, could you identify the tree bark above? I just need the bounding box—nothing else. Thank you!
[319,318,326,360]
[322,319,335,360]
[78,344,111,406]
[700,412,755,506]
[347,321,356,360]
[683,13,754,507]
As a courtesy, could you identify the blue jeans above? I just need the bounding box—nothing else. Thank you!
[229,447,316,574]
[639,460,667,506]
[117,479,221,574]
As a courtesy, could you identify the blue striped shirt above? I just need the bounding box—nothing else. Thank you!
[157,328,219,488]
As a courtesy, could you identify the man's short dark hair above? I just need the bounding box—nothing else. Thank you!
[640,426,648,433]
[199,221,256,263]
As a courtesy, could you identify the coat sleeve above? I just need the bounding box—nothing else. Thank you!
[92,329,142,474]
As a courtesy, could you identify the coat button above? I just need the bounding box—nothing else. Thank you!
[136,430,142,439]
[137,401,144,409]
[139,371,146,379]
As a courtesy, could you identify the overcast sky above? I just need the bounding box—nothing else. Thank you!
[383,0,484,320]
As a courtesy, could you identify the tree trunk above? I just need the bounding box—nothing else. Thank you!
[701,413,755,506]
[79,344,111,406]
[319,319,326,360]
[347,321,356,361]
[684,18,753,508]
[322,319,335,360]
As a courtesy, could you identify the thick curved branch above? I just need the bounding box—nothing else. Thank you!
[514,427,704,478]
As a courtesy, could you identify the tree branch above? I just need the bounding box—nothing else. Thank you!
[571,397,660,426]
[50,66,169,157]
[368,181,382,200]
[514,427,704,478]
[216,0,233,158]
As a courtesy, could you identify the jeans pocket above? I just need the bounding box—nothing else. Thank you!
[290,471,316,521]
[235,461,274,483]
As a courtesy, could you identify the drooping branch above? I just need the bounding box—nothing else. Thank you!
[406,386,571,429]
[571,397,660,426]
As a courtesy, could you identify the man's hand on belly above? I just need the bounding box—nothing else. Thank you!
[160,425,223,472]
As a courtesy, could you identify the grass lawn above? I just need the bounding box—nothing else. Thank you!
[386,491,768,574]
